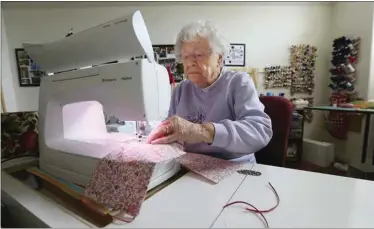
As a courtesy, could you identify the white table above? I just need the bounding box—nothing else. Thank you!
[212,164,374,228]
[2,164,374,228]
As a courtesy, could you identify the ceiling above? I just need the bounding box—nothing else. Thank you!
[1,1,333,10]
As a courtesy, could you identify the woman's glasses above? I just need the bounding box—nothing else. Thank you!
[181,50,211,62]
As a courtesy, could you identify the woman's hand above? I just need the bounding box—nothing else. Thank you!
[146,115,215,145]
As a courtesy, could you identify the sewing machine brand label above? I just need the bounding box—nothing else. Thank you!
[121,76,133,81]
[102,78,116,82]
[101,76,132,82]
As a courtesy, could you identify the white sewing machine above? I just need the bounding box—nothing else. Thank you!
[22,11,181,190]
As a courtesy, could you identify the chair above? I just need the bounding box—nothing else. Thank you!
[255,96,294,167]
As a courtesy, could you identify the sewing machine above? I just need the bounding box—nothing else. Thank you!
[22,11,181,190]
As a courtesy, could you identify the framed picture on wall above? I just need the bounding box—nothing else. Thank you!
[152,44,184,82]
[152,44,176,60]
[224,43,246,67]
[15,48,46,87]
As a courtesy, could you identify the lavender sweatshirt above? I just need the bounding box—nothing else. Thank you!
[168,69,273,163]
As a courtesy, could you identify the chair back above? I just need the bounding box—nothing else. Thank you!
[255,96,294,167]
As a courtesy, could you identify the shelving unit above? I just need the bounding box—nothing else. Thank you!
[152,45,184,83]
[286,108,305,165]
[15,48,45,87]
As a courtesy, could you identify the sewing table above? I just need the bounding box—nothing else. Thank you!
[2,162,374,228]
[304,106,374,165]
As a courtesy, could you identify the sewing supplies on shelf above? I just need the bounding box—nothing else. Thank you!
[261,44,316,122]
[326,36,361,140]
[264,65,293,89]
[289,44,317,122]
[329,36,360,96]
[293,98,309,110]
[291,97,314,122]
[290,44,317,96]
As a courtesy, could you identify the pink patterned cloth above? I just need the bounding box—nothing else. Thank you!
[177,153,246,184]
[83,142,185,221]
[83,142,245,222]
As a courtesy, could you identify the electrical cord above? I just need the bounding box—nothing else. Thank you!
[222,182,279,228]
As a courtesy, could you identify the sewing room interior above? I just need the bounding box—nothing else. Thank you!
[1,1,374,228]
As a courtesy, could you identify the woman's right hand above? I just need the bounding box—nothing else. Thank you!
[146,115,214,145]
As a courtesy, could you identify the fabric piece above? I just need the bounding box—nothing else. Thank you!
[83,142,185,221]
[176,152,246,184]
[1,111,39,160]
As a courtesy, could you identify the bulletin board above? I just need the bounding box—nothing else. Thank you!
[224,43,246,67]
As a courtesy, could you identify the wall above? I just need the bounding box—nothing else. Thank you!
[3,2,373,170]
[1,9,19,112]
[369,15,374,101]
[314,2,374,172]
[2,2,333,116]
[0,7,5,113]
[331,2,374,100]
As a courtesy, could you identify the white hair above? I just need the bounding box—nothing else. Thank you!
[174,20,229,62]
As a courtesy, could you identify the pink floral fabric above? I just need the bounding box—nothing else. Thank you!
[83,142,185,221]
[176,153,246,184]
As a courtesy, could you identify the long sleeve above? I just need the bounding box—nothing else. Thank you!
[167,82,182,118]
[168,98,176,118]
[211,74,273,154]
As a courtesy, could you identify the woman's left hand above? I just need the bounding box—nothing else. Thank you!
[146,115,214,145]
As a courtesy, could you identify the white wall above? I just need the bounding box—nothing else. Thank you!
[369,15,374,101]
[2,2,373,170]
[331,2,374,100]
[2,2,333,114]
[1,9,19,112]
[0,6,2,113]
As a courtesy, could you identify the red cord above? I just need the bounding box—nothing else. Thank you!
[222,182,279,228]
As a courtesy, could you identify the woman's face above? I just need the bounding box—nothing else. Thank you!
[180,37,223,88]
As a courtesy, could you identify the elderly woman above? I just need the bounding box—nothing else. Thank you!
[148,20,273,163]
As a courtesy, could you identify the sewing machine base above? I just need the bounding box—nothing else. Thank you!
[5,165,187,228]
[40,158,181,191]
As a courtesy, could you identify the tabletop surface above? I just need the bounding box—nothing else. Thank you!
[2,163,374,228]
[212,164,374,228]
[109,163,254,228]
[306,105,374,113]
[113,163,374,228]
